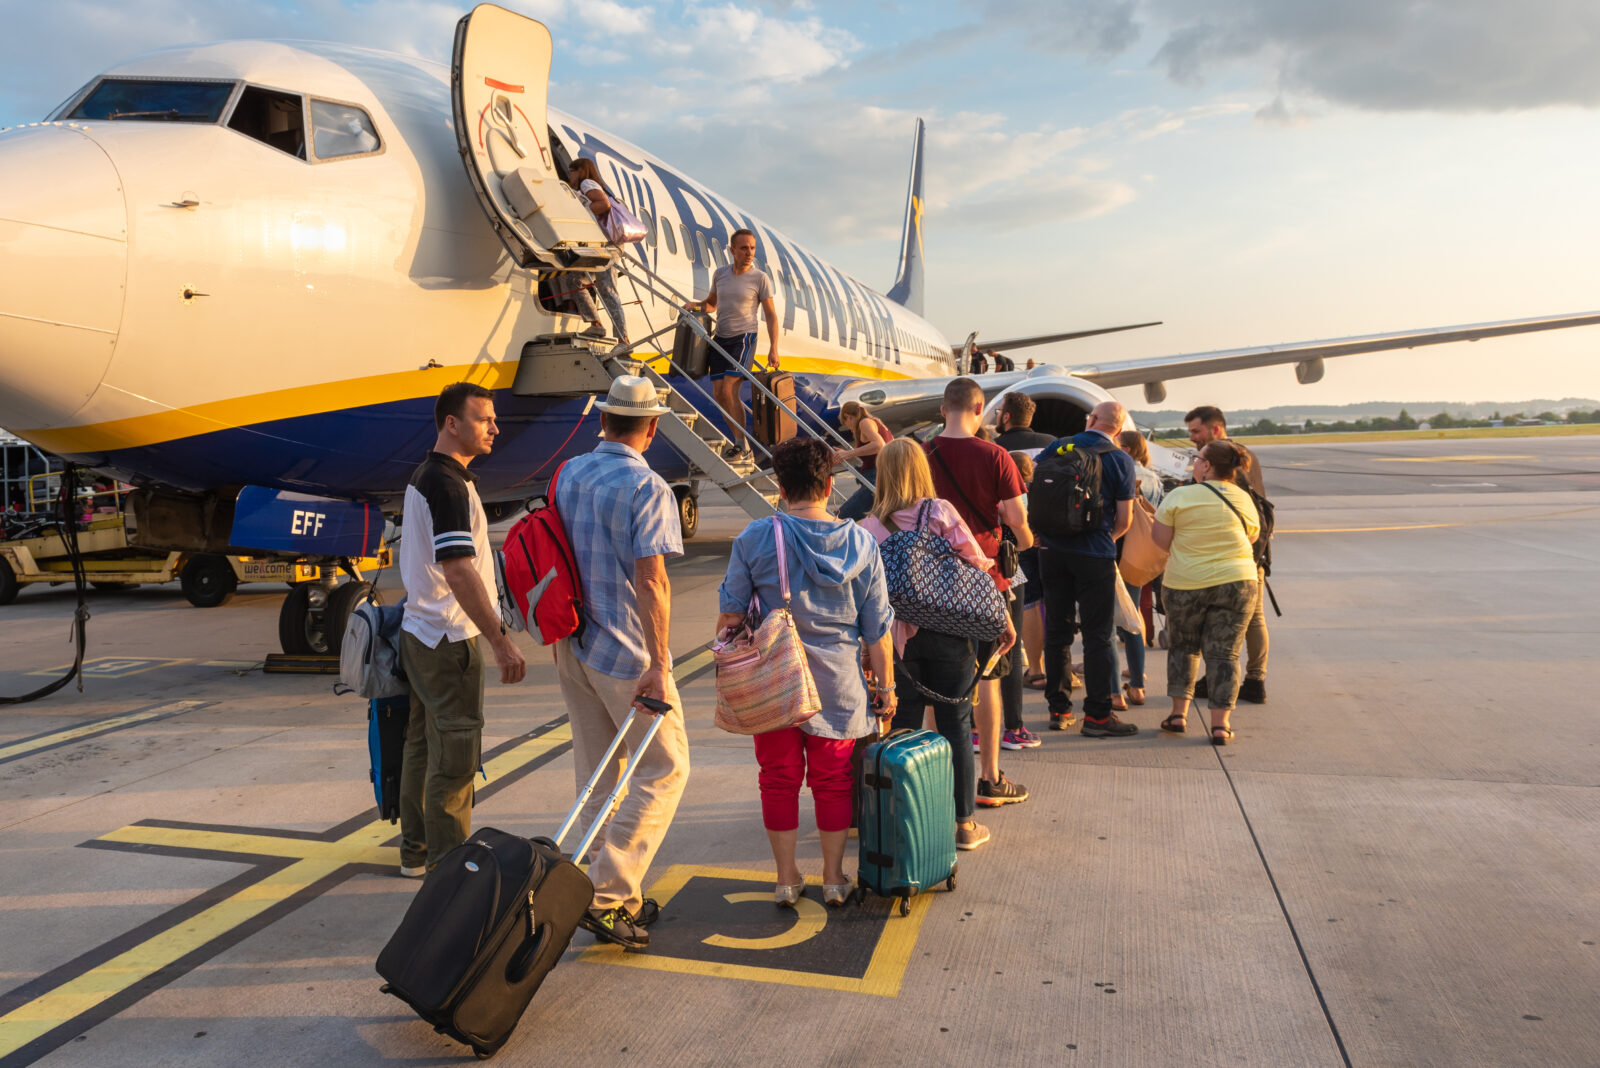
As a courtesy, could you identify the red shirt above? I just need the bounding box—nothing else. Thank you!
[924,435,1024,591]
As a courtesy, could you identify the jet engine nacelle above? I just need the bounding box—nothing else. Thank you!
[1295,357,1326,385]
[981,369,1118,440]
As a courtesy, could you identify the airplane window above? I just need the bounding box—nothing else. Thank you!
[680,224,693,261]
[310,99,380,159]
[640,208,657,248]
[694,231,713,268]
[661,217,678,255]
[227,86,307,160]
[69,78,234,123]
[711,237,727,266]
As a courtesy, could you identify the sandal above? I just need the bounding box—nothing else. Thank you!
[1109,692,1128,712]
[1211,726,1234,746]
[1159,714,1186,735]
[1124,684,1146,706]
[1024,670,1048,690]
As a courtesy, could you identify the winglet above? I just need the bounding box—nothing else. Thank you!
[886,118,925,316]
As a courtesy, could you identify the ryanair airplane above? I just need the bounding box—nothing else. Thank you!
[1,3,1596,650]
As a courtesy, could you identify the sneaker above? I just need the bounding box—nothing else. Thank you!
[722,442,744,459]
[1081,715,1140,738]
[632,898,661,927]
[971,731,981,753]
[1238,678,1267,704]
[956,821,992,850]
[1049,711,1076,731]
[1001,728,1041,750]
[976,771,1029,807]
[581,906,650,950]
[399,863,427,879]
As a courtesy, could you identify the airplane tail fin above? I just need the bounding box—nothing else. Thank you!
[886,118,925,316]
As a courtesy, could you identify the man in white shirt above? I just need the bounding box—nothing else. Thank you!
[397,382,526,875]
[686,228,780,458]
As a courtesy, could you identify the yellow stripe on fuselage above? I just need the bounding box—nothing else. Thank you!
[20,354,915,455]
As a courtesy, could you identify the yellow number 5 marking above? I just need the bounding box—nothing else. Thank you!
[702,892,827,950]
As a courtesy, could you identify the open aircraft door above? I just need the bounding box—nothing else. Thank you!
[452,4,612,272]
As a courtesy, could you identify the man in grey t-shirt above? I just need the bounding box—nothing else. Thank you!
[686,228,779,458]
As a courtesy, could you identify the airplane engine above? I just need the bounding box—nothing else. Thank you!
[1295,357,1326,384]
[981,368,1116,440]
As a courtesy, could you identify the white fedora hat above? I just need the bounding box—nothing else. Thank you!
[595,375,673,417]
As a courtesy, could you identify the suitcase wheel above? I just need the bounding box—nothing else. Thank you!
[946,872,957,892]
[473,1046,493,1060]
[898,897,910,917]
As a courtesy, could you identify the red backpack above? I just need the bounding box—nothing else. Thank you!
[500,461,585,645]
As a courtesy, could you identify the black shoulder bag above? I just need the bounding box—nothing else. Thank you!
[1199,482,1281,617]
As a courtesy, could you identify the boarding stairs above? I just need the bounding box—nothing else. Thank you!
[517,255,871,523]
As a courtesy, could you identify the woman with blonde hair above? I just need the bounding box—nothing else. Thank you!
[859,438,1009,851]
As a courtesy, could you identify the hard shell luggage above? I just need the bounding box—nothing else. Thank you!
[368,695,409,823]
[856,728,958,915]
[672,311,713,378]
[377,707,669,1058]
[750,370,797,447]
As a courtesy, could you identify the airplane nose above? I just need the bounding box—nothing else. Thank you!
[0,122,127,432]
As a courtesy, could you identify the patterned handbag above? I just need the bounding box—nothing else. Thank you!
[713,516,822,735]
[879,500,1007,642]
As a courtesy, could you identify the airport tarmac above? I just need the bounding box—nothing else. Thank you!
[0,435,1597,1067]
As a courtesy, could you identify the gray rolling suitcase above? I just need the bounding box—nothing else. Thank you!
[377,707,668,1058]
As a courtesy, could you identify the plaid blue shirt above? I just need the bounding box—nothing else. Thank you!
[554,441,683,679]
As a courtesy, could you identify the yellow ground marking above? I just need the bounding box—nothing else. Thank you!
[24,657,192,679]
[673,646,714,680]
[1277,504,1599,535]
[1374,454,1535,463]
[0,722,572,1057]
[702,893,827,950]
[0,701,207,762]
[579,864,933,997]
[21,351,912,455]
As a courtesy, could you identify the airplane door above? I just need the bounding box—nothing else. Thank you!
[452,4,611,272]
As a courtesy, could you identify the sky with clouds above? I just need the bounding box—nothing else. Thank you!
[4,0,1598,411]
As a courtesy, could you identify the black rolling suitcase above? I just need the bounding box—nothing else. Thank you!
[672,311,713,378]
[377,707,669,1058]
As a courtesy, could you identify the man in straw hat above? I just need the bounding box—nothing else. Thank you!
[553,376,690,950]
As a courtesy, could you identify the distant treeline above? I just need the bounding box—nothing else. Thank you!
[1235,408,1600,435]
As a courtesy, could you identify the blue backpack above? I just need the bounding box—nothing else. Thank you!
[878,500,1006,642]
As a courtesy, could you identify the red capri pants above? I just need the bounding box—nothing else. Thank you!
[751,727,856,833]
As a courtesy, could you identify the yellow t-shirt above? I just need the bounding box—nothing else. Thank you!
[1155,481,1260,590]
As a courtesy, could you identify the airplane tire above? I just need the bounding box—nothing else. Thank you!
[278,584,320,655]
[0,559,17,605]
[675,488,698,540]
[182,554,237,608]
[323,581,373,657]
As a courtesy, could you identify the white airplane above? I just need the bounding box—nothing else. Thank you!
[2,3,1597,653]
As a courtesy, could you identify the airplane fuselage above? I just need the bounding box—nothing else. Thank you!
[0,41,956,507]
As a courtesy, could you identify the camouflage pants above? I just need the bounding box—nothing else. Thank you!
[1163,579,1260,709]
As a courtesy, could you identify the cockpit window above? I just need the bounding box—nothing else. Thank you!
[310,99,381,160]
[69,78,234,123]
[227,86,307,160]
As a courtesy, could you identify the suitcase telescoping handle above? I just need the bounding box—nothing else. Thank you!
[551,703,669,862]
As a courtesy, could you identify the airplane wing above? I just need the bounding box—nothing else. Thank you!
[1072,311,1600,391]
[977,321,1161,350]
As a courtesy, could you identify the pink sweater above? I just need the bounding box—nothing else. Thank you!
[859,498,994,654]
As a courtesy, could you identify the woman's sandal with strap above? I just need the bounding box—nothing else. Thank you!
[1159,714,1186,735]
[1211,726,1235,746]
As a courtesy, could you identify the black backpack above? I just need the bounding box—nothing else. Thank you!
[1029,438,1109,539]
[1200,481,1275,577]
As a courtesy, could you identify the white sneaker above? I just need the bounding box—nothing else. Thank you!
[399,864,427,879]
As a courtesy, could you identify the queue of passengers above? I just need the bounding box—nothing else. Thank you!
[395,378,1269,945]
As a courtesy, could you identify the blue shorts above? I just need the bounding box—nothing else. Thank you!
[706,333,756,380]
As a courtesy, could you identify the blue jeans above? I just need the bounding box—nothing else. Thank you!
[1040,548,1118,719]
[892,628,976,820]
[837,482,875,521]
[1117,583,1145,690]
[593,267,626,341]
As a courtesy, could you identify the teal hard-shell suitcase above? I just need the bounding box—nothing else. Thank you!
[856,728,957,914]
